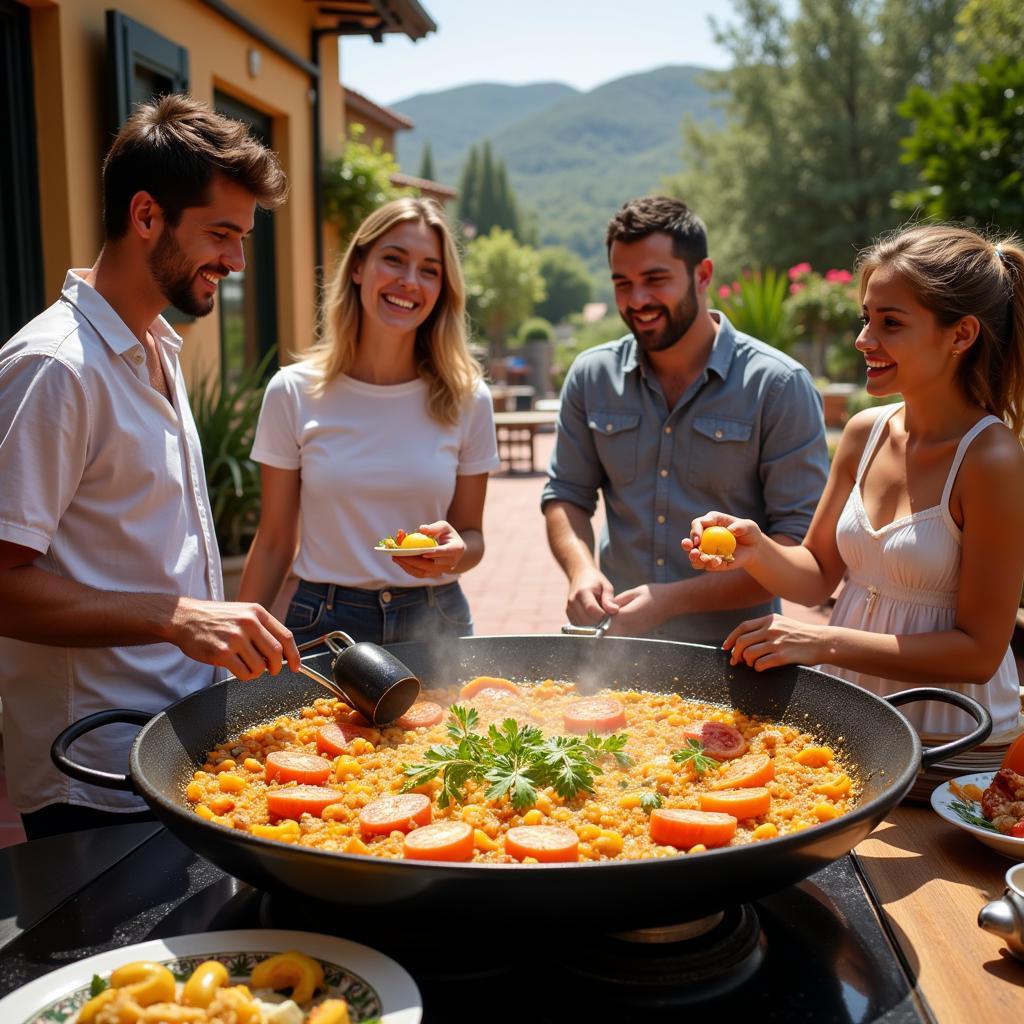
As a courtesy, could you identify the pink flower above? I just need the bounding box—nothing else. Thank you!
[789,283,805,295]
[825,269,853,283]
[788,262,812,281]
[718,285,732,298]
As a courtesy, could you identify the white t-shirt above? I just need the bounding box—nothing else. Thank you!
[251,361,500,588]
[0,271,221,813]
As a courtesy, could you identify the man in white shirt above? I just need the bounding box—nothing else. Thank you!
[0,95,299,839]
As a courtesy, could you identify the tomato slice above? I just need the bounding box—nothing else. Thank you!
[1001,734,1024,775]
[459,676,521,700]
[562,697,627,734]
[649,809,737,849]
[266,785,343,820]
[403,821,475,861]
[682,721,748,760]
[264,750,332,785]
[396,701,445,730]
[316,721,380,756]
[708,752,775,790]
[504,825,579,863]
[359,793,432,837]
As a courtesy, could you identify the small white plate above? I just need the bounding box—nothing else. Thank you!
[373,545,438,556]
[930,771,1024,861]
[0,928,421,1024]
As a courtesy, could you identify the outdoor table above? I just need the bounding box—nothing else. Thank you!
[493,409,558,473]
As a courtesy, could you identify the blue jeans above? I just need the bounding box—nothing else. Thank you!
[285,580,474,647]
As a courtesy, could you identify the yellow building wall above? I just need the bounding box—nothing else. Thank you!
[25,0,343,379]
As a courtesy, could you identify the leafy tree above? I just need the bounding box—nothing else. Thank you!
[463,228,546,357]
[667,0,960,281]
[321,123,411,241]
[517,316,555,344]
[945,0,1024,79]
[418,141,435,181]
[535,246,593,324]
[895,56,1024,225]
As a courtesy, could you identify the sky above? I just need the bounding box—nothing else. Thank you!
[339,0,739,105]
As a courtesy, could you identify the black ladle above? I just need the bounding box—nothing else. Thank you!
[294,630,420,725]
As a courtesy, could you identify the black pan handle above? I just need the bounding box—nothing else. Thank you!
[885,688,992,769]
[50,709,153,792]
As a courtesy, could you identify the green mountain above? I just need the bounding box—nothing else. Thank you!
[393,66,722,295]
[394,81,578,173]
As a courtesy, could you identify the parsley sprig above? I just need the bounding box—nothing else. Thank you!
[402,704,632,810]
[949,797,999,832]
[671,739,721,778]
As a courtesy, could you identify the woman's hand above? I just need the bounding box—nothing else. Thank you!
[723,613,830,671]
[682,512,764,572]
[393,521,466,579]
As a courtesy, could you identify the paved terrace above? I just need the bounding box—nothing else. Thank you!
[0,429,828,848]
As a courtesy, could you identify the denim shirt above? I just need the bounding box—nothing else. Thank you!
[540,312,829,644]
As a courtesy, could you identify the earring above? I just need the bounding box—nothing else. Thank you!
[952,349,960,357]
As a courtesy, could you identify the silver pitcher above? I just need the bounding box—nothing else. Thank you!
[978,862,1024,960]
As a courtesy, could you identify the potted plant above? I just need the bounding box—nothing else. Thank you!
[189,352,274,598]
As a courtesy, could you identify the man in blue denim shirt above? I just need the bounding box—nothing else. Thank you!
[541,196,829,643]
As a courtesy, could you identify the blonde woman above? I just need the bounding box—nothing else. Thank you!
[239,198,499,645]
[685,225,1024,739]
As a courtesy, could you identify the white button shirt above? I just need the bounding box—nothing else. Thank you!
[0,270,222,813]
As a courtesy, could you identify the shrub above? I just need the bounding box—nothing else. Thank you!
[715,268,791,351]
[517,316,555,345]
[785,265,861,381]
[190,351,276,557]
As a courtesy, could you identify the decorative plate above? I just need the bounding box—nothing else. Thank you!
[0,929,421,1024]
[930,771,1024,860]
[372,546,438,557]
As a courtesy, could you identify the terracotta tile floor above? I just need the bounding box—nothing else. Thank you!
[0,428,828,849]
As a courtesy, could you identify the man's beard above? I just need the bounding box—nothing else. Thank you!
[623,279,698,354]
[148,228,216,318]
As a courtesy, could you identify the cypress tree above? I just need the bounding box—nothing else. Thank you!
[418,142,435,182]
[457,145,479,229]
[477,141,498,236]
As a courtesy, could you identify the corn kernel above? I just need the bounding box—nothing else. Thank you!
[522,809,543,826]
[186,782,203,802]
[813,802,840,821]
[752,823,778,840]
[218,774,247,793]
[195,804,215,821]
[242,758,263,773]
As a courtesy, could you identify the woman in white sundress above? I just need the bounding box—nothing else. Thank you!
[682,224,1024,738]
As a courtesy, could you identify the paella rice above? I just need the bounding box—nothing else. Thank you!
[186,678,860,862]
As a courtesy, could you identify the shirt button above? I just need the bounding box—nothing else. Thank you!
[381,591,392,604]
[714,429,724,439]
[657,514,666,524]
[606,423,614,432]
[664,426,672,434]
[131,350,144,365]
[656,557,665,566]
[659,469,668,478]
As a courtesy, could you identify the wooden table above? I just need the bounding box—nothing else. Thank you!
[855,802,1024,1019]
[493,410,559,473]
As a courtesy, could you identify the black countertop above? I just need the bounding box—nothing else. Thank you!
[0,826,929,1023]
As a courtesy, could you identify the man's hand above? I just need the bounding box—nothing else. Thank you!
[605,584,673,636]
[566,567,619,626]
[167,598,300,680]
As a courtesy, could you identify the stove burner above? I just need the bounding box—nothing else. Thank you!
[551,904,765,1008]
[610,911,725,944]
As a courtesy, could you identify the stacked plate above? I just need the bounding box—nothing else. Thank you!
[904,722,1022,804]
